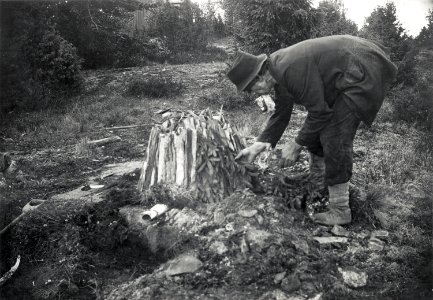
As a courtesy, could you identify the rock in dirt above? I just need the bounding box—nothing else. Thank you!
[274,271,287,284]
[119,206,147,227]
[313,236,348,244]
[258,289,300,300]
[309,293,323,300]
[260,289,306,300]
[213,211,225,224]
[292,239,310,255]
[312,226,329,236]
[281,273,301,293]
[331,225,349,237]
[356,230,370,239]
[238,209,258,218]
[246,228,273,251]
[338,267,368,288]
[209,241,228,255]
[165,208,207,233]
[371,230,389,241]
[165,255,203,276]
[368,237,385,251]
[256,214,264,225]
[89,160,142,180]
[0,152,12,172]
[0,175,6,188]
[404,182,427,198]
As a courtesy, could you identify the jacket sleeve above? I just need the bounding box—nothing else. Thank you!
[285,60,333,147]
[256,84,294,148]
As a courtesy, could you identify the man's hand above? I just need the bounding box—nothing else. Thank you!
[280,140,303,168]
[235,142,271,163]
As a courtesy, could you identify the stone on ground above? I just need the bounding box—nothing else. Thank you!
[238,209,258,218]
[338,267,368,288]
[371,230,389,241]
[368,237,385,251]
[313,237,348,244]
[164,255,203,276]
[331,225,350,237]
[292,239,310,255]
[281,273,301,293]
[245,228,273,251]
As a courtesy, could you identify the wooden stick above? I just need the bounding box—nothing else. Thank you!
[88,136,121,146]
[104,124,154,130]
[0,255,20,286]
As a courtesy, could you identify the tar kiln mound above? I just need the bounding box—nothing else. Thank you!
[137,109,257,202]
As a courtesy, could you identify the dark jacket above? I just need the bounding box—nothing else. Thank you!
[257,35,398,148]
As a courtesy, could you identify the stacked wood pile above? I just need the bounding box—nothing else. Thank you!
[138,110,257,202]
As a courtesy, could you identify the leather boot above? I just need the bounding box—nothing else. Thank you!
[313,182,351,225]
[308,152,326,189]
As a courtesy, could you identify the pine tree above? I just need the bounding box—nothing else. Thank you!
[417,9,433,47]
[313,0,358,37]
[360,2,411,61]
[222,0,316,53]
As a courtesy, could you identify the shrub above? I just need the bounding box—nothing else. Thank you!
[0,2,84,112]
[198,80,254,110]
[386,83,433,131]
[147,0,209,52]
[124,75,185,98]
[223,0,316,53]
[360,2,412,62]
[312,0,358,37]
[23,27,83,98]
[396,48,418,86]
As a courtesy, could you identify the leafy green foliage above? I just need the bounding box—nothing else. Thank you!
[203,1,226,38]
[147,0,209,52]
[124,74,185,98]
[388,83,433,132]
[360,2,412,62]
[49,0,141,68]
[0,2,84,112]
[417,9,433,47]
[223,0,316,53]
[313,0,358,37]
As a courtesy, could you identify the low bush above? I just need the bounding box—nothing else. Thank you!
[198,80,254,110]
[1,24,83,112]
[124,74,185,98]
[385,83,433,131]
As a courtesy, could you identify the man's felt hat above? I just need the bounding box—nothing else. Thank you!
[227,51,267,92]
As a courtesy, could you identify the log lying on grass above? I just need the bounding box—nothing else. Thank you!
[138,110,257,202]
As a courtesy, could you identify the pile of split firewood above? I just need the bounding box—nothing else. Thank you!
[138,110,257,202]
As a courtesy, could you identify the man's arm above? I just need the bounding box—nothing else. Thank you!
[285,60,333,147]
[256,84,294,148]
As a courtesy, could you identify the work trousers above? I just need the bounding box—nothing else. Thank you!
[306,98,361,186]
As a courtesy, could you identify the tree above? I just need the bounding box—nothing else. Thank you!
[147,0,209,51]
[313,0,358,37]
[417,9,433,47]
[0,1,83,112]
[222,0,316,53]
[360,2,411,61]
[48,0,142,68]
